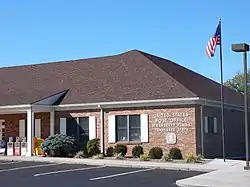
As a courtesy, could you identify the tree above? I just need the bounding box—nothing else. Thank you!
[224,69,250,94]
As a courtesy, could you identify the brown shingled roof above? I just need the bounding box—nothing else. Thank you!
[0,50,244,106]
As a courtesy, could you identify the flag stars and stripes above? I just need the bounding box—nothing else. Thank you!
[206,22,221,58]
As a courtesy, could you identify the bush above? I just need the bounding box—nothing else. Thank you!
[40,134,78,157]
[106,147,114,157]
[86,138,101,157]
[139,153,150,161]
[132,145,143,158]
[168,147,182,159]
[114,144,127,156]
[149,147,163,159]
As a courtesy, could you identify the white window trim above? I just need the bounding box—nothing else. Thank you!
[60,118,67,135]
[140,114,149,142]
[108,115,116,143]
[89,116,96,140]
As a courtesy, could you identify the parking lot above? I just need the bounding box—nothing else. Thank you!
[0,160,204,187]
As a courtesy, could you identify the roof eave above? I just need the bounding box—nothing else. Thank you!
[55,97,200,111]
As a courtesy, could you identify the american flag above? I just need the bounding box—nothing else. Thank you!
[206,22,221,57]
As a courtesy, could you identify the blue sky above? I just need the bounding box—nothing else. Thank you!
[0,1,249,83]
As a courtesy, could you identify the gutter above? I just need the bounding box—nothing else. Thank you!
[55,97,200,110]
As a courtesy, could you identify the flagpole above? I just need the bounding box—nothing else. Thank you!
[219,18,226,162]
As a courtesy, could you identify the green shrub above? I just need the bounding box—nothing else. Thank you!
[86,138,101,157]
[40,134,78,157]
[139,153,150,161]
[132,145,143,158]
[114,144,127,156]
[106,147,114,157]
[168,147,182,159]
[149,147,163,159]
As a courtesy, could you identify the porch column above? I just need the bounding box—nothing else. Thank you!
[26,108,34,157]
[50,111,55,136]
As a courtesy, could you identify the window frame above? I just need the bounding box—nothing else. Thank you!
[115,114,141,142]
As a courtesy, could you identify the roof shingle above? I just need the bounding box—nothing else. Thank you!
[0,50,244,106]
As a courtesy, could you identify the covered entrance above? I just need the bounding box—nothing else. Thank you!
[0,89,69,157]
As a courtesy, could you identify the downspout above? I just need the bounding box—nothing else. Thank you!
[200,105,204,157]
[98,105,105,154]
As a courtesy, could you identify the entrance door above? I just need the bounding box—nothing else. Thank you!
[0,120,5,140]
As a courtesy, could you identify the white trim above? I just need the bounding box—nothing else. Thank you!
[56,97,200,110]
[0,104,30,109]
[108,115,116,143]
[140,114,149,143]
[60,118,67,135]
[0,97,248,113]
[26,108,34,157]
[35,119,41,138]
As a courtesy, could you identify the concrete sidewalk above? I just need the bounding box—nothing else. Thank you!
[176,160,250,187]
[0,156,242,172]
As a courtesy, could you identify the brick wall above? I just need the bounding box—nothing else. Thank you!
[2,104,245,159]
[104,106,196,157]
[0,112,50,140]
[55,110,101,138]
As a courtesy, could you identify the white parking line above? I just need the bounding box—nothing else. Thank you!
[34,165,106,177]
[89,168,155,181]
[0,163,60,172]
[0,161,20,165]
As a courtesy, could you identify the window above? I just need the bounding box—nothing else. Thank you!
[116,115,141,141]
[204,116,217,134]
[79,117,89,143]
[66,117,89,142]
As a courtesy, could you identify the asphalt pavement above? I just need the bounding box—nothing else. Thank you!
[0,160,204,187]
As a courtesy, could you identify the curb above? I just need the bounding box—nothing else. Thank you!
[175,181,207,187]
[0,156,214,172]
